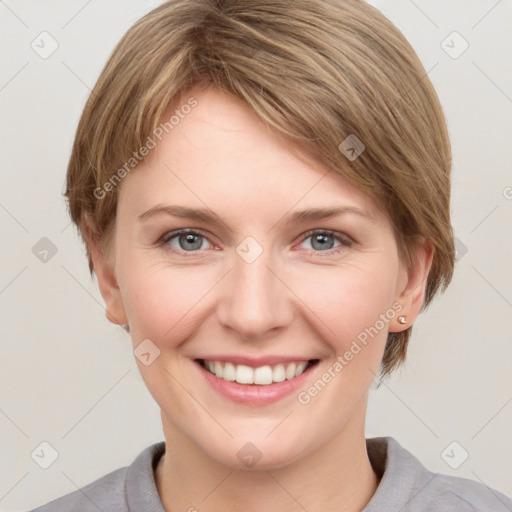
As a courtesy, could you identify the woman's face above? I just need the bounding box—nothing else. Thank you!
[95,87,426,469]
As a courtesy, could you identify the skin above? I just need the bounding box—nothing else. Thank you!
[88,86,433,512]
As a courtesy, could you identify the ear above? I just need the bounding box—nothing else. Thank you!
[82,218,128,327]
[390,238,434,333]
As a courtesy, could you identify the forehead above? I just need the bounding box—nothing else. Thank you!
[117,87,384,224]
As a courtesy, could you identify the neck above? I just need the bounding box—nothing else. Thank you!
[155,411,379,512]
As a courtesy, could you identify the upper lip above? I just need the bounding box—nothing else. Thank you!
[195,355,318,368]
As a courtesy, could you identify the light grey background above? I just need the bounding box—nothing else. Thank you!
[1,1,511,510]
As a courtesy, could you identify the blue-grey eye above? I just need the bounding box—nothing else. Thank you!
[164,230,213,252]
[302,232,341,251]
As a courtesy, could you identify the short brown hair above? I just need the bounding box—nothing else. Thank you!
[65,0,455,380]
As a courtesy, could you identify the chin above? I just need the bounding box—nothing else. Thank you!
[201,432,312,471]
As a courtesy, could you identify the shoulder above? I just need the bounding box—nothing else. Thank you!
[425,471,512,512]
[26,466,128,512]
[365,436,512,512]
[26,442,165,512]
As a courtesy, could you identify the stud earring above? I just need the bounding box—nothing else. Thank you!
[398,315,407,325]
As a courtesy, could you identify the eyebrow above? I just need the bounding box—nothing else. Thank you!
[138,204,375,226]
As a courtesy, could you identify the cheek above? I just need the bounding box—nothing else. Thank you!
[119,263,216,344]
[302,264,398,339]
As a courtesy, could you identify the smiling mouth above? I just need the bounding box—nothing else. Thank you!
[196,359,320,386]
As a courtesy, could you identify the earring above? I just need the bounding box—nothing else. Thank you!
[398,315,407,325]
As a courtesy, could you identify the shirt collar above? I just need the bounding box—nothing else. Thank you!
[126,441,166,511]
[125,436,431,511]
[363,436,436,511]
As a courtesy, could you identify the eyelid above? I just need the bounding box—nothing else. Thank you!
[296,229,354,254]
[299,228,354,245]
[159,228,217,248]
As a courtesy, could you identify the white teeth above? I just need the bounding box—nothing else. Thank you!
[203,359,313,385]
[295,362,308,377]
[214,361,223,378]
[254,366,273,385]
[223,362,236,381]
[285,363,296,380]
[235,365,254,384]
[272,364,286,382]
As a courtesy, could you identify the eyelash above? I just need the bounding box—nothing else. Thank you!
[158,228,353,257]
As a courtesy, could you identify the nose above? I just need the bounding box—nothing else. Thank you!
[216,243,295,340]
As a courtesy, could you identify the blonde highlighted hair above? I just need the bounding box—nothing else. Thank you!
[65,0,455,379]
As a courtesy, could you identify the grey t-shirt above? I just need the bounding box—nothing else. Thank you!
[27,436,512,511]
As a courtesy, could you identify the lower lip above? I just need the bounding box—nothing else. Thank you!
[194,359,319,405]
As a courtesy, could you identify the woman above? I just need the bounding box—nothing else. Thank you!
[29,0,512,510]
